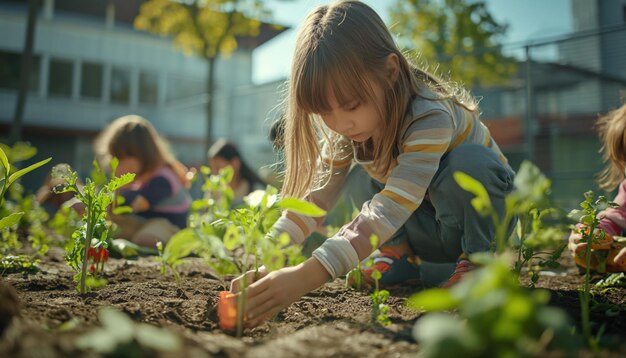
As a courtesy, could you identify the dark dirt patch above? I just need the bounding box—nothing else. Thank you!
[1,247,625,357]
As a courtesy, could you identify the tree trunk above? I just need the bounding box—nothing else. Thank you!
[205,56,216,155]
[11,0,40,145]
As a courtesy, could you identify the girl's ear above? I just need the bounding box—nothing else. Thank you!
[385,53,400,83]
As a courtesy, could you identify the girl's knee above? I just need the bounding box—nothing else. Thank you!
[441,144,514,195]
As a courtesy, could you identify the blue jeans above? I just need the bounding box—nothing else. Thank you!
[345,144,516,285]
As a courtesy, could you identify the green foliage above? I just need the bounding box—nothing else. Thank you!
[164,167,325,336]
[367,235,391,326]
[134,0,276,59]
[76,307,181,355]
[410,161,573,356]
[595,273,626,289]
[408,256,573,357]
[568,191,617,350]
[390,0,517,86]
[0,254,39,274]
[0,143,51,228]
[54,161,135,294]
[0,143,51,274]
[455,161,566,278]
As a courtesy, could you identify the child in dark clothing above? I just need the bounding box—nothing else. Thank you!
[95,115,192,247]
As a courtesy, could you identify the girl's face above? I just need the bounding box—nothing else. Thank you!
[319,80,385,143]
[210,156,240,176]
[116,156,141,176]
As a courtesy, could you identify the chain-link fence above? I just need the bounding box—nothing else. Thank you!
[476,25,626,209]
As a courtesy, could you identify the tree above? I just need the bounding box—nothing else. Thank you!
[389,0,516,87]
[134,0,279,153]
[10,0,40,144]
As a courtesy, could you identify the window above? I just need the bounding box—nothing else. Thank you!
[166,74,205,103]
[139,71,158,105]
[81,62,103,99]
[48,58,73,97]
[0,50,40,91]
[110,67,130,104]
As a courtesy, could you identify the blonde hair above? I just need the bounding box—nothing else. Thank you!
[94,115,188,184]
[282,0,477,199]
[597,103,626,191]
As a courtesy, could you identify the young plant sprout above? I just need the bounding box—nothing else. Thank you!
[54,160,134,294]
[164,166,325,336]
[568,191,618,350]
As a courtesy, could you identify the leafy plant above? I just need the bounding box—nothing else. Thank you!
[407,161,574,356]
[166,178,325,336]
[346,235,391,326]
[0,143,51,274]
[156,166,233,283]
[367,235,391,326]
[54,161,134,294]
[0,143,51,230]
[455,161,566,279]
[0,254,39,274]
[568,191,617,350]
[408,255,573,357]
[76,307,181,356]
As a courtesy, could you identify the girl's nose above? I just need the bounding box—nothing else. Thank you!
[335,118,354,134]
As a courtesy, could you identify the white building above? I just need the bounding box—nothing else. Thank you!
[0,0,285,190]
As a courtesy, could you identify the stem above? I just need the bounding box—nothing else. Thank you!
[517,215,528,275]
[80,199,95,295]
[581,223,596,349]
[236,273,247,337]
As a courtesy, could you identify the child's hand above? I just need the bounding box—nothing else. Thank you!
[599,208,626,231]
[613,247,626,265]
[242,258,330,328]
[568,229,586,254]
[230,266,269,293]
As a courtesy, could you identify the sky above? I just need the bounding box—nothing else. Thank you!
[252,0,573,84]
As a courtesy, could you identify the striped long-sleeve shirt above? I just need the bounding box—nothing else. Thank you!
[273,94,507,279]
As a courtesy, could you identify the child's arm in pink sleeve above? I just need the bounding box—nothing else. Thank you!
[598,180,626,235]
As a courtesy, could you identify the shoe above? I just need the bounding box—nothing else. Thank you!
[441,259,477,288]
[347,247,422,289]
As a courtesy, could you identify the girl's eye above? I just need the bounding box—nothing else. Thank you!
[346,102,360,111]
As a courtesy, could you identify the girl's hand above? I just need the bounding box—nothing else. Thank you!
[230,266,269,293]
[242,258,330,328]
[599,208,626,231]
[613,247,626,265]
[568,229,586,254]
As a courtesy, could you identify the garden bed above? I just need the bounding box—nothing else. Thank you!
[1,246,625,357]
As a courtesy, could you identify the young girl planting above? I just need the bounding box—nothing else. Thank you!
[231,0,515,327]
[95,115,192,247]
[568,103,626,271]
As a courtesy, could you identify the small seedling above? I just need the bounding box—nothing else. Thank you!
[54,160,134,294]
[568,191,618,350]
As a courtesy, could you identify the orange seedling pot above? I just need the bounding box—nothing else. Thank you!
[218,291,238,331]
[574,237,626,273]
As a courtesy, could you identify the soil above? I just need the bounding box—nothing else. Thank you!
[1,247,625,357]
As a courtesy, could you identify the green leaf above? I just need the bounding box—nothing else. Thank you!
[453,171,492,216]
[223,225,241,251]
[407,288,459,311]
[0,146,9,172]
[135,324,181,351]
[278,197,327,217]
[99,308,134,342]
[7,157,51,187]
[0,212,24,230]
[164,228,202,262]
[112,205,133,215]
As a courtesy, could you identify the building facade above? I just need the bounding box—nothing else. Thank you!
[0,0,284,191]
